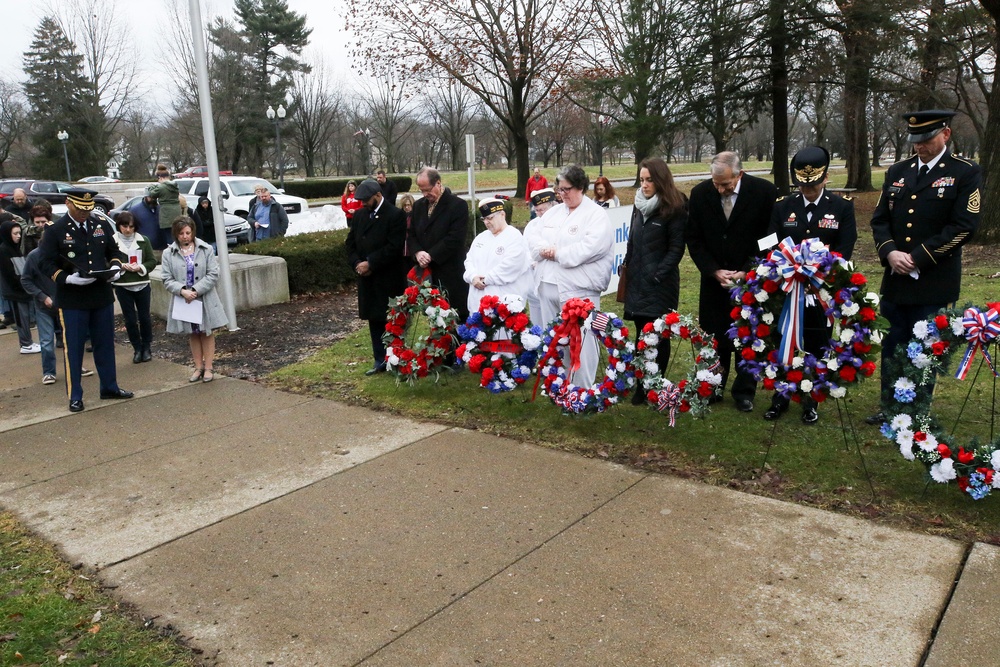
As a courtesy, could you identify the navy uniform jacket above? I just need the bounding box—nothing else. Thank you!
[37,212,126,310]
[345,201,406,321]
[686,173,777,341]
[768,190,857,260]
[871,150,980,305]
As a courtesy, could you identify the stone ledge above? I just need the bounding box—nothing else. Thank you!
[149,252,290,318]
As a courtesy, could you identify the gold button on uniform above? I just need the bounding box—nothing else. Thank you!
[905,237,911,242]
[911,195,917,200]
[907,223,912,228]
[908,209,914,214]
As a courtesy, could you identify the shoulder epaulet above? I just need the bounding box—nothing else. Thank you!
[842,195,853,201]
[952,155,977,167]
[775,195,787,202]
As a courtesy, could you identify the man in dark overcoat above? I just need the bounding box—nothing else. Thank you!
[764,146,857,424]
[37,188,132,412]
[687,151,777,413]
[867,110,981,424]
[408,166,470,323]
[345,179,406,375]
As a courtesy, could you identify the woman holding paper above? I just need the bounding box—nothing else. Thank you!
[111,212,157,364]
[160,216,228,382]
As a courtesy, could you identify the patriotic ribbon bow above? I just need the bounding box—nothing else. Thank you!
[769,237,830,366]
[655,381,682,427]
[956,307,1000,380]
[531,297,596,400]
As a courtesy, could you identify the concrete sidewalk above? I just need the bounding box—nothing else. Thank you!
[0,326,991,666]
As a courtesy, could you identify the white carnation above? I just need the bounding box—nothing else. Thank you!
[890,414,913,430]
[754,290,769,303]
[606,368,617,381]
[611,329,624,341]
[992,450,1000,472]
[800,379,813,392]
[762,312,774,325]
[764,367,777,379]
[913,354,932,370]
[475,330,487,343]
[840,302,860,317]
[616,361,626,372]
[809,240,826,252]
[644,361,659,374]
[826,358,840,371]
[742,308,753,320]
[425,306,436,317]
[708,373,722,386]
[653,319,666,333]
[756,264,772,277]
[840,329,855,344]
[930,458,957,483]
[696,369,714,382]
[819,289,832,303]
[871,330,884,344]
[701,347,717,359]
[864,291,880,306]
[952,318,965,336]
[791,356,804,369]
[751,339,766,352]
[899,441,915,461]
[913,321,929,340]
[830,386,847,398]
[502,294,525,312]
[520,333,542,350]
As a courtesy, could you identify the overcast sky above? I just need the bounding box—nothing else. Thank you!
[0,0,353,103]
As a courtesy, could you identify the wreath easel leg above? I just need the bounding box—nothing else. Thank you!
[835,397,877,499]
[758,419,781,476]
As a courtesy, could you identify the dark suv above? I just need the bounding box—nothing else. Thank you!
[0,180,116,213]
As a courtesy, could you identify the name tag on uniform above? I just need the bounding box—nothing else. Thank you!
[782,213,796,227]
[818,214,839,230]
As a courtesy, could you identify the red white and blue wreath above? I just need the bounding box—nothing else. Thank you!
[879,304,1000,499]
[383,269,460,382]
[636,312,721,424]
[456,293,544,393]
[729,237,887,403]
[534,297,637,414]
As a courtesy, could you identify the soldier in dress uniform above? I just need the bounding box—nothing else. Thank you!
[867,110,981,424]
[37,187,133,412]
[763,146,857,424]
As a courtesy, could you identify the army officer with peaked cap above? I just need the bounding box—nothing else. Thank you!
[764,146,857,425]
[38,187,133,412]
[867,110,981,424]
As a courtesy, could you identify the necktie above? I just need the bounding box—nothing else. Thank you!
[918,164,929,183]
[805,203,817,222]
[722,195,733,220]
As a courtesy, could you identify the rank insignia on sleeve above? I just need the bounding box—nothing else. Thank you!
[968,188,981,213]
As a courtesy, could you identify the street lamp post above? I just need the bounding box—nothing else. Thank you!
[266,104,287,189]
[596,115,608,177]
[57,130,71,182]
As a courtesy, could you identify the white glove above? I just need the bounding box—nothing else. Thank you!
[65,272,97,286]
[107,269,122,282]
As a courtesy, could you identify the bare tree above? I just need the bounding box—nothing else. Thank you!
[363,71,420,173]
[289,59,342,177]
[0,79,28,178]
[350,0,591,197]
[428,83,478,171]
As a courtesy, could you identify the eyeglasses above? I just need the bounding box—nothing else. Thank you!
[557,186,574,194]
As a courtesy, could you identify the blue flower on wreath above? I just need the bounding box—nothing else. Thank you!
[967,472,991,500]
[880,422,896,439]
[906,341,924,360]
[925,321,939,338]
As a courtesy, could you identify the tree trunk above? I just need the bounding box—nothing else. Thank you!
[841,33,873,191]
[769,0,790,195]
[976,3,1000,242]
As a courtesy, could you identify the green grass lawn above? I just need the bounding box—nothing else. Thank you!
[270,186,1000,545]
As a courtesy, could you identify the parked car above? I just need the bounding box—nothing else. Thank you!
[110,195,252,246]
[0,179,116,213]
[78,176,120,183]
[173,166,234,178]
[173,176,307,219]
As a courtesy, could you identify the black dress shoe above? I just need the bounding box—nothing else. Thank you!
[801,407,819,425]
[763,406,786,421]
[631,389,647,406]
[364,363,386,376]
[100,388,134,400]
[708,393,723,405]
[69,399,84,412]
[141,348,152,362]
[735,399,754,413]
[133,350,143,364]
[864,411,886,426]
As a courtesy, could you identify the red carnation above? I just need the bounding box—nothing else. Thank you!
[914,431,927,442]
[786,370,804,383]
[742,292,756,305]
[839,366,857,382]
[811,390,826,403]
[509,313,529,333]
[664,312,680,325]
[859,307,876,322]
[957,447,975,464]
[988,302,1000,314]
[756,324,771,338]
[647,390,658,402]
[762,280,779,293]
[741,348,756,360]
[677,379,688,390]
[679,400,691,412]
[730,306,742,321]
[480,368,495,385]
[746,270,756,281]
[468,354,486,373]
[934,315,949,330]
[979,468,994,484]
[762,377,775,390]
[737,326,751,339]
[456,343,467,359]
[642,322,655,333]
[850,273,866,286]
[958,477,970,492]
[860,361,876,377]
[697,382,714,397]
[853,342,872,354]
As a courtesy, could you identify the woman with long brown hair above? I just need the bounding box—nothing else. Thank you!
[622,158,687,404]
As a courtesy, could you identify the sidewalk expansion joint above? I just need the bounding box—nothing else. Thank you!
[917,540,974,666]
[350,471,651,666]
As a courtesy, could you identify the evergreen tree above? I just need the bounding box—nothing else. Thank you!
[22,16,104,178]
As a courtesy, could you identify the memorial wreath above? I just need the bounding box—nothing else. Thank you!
[456,294,544,393]
[534,298,637,414]
[382,269,459,382]
[636,313,722,425]
[729,237,887,404]
[879,304,1000,499]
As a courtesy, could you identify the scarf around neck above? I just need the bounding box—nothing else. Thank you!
[633,190,660,221]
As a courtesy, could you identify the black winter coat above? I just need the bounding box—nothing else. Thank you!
[346,201,407,321]
[407,187,470,319]
[623,202,687,320]
[0,220,28,302]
